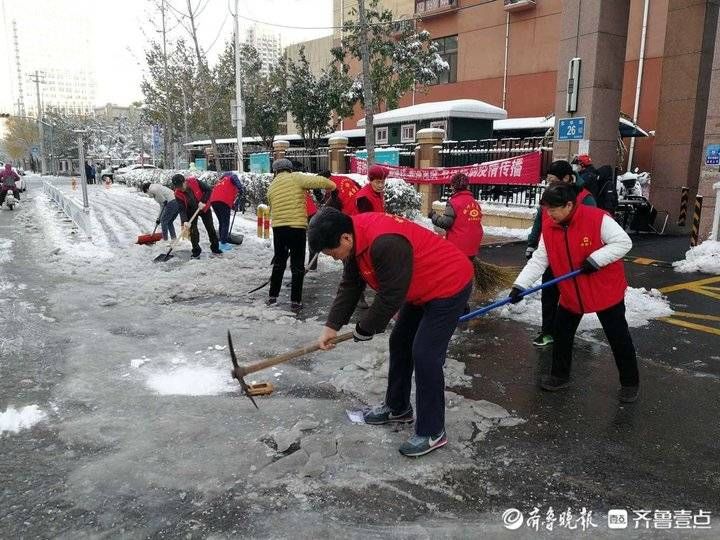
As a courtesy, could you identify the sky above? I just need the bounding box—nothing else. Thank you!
[0,0,333,112]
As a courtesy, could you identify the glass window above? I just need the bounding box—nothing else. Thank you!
[401,124,416,143]
[375,127,389,145]
[431,35,458,85]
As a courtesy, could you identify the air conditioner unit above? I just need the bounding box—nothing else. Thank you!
[504,0,537,12]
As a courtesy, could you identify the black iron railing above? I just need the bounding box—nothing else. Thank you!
[440,183,546,207]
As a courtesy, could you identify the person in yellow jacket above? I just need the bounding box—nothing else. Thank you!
[267,158,335,312]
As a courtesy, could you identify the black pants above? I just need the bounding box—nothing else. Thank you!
[269,226,306,303]
[385,281,472,437]
[541,268,560,336]
[211,202,231,244]
[552,300,639,387]
[190,209,220,257]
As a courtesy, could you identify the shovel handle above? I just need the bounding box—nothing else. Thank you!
[238,331,354,377]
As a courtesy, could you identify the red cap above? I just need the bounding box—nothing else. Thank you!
[367,165,389,180]
[577,154,592,167]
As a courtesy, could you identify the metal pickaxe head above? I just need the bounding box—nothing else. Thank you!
[227,330,258,409]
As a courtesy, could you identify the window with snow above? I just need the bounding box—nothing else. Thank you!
[432,35,458,85]
[376,127,389,145]
[401,124,416,143]
[430,120,448,132]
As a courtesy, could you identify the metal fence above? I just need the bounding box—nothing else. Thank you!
[439,183,546,207]
[43,181,93,238]
[283,147,330,173]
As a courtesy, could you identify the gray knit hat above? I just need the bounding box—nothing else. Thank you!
[271,158,293,173]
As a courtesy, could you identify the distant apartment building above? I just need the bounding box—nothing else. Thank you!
[245,25,283,77]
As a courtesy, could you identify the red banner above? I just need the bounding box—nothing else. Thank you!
[350,150,542,185]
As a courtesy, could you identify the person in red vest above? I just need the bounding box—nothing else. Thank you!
[323,172,361,214]
[310,208,473,457]
[351,164,387,214]
[429,173,484,259]
[510,182,638,403]
[171,174,221,258]
[209,172,245,252]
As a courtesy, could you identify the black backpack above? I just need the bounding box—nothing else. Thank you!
[593,165,618,214]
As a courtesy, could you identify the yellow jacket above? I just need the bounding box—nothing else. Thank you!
[267,172,335,228]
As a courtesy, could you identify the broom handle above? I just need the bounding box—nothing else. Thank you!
[459,269,583,322]
[239,331,354,376]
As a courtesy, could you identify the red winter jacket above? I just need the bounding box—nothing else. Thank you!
[209,175,239,207]
[352,213,473,305]
[351,183,385,214]
[329,175,361,214]
[446,190,484,257]
[175,177,210,220]
[542,203,627,314]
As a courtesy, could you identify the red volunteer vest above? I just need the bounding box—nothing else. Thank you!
[330,175,361,214]
[352,213,473,305]
[446,190,484,257]
[541,203,627,314]
[209,175,239,206]
[352,183,385,214]
[305,192,318,217]
[175,177,209,213]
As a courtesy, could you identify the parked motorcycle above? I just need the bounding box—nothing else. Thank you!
[617,167,650,198]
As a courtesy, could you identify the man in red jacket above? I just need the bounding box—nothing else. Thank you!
[310,208,473,457]
[351,164,387,214]
[510,182,638,403]
[429,173,484,259]
[172,174,221,258]
[209,172,245,252]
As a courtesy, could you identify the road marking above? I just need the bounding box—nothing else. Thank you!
[659,276,720,294]
[672,311,720,323]
[660,317,720,337]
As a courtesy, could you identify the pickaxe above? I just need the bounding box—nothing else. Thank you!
[228,329,354,408]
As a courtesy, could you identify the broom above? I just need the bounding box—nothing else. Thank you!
[470,257,518,303]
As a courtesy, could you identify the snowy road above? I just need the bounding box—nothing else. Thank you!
[1,176,718,538]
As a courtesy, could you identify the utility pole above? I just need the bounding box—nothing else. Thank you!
[30,70,47,174]
[160,0,174,168]
[233,0,244,172]
[74,130,89,209]
[357,0,375,165]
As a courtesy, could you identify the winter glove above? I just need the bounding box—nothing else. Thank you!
[155,218,161,225]
[353,323,373,342]
[525,246,536,260]
[508,286,524,304]
[581,258,600,274]
[427,210,435,219]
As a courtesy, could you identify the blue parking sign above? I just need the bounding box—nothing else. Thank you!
[557,117,586,141]
[706,144,720,165]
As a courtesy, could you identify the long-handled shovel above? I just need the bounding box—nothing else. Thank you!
[153,206,202,263]
[229,269,582,408]
[137,206,165,245]
[245,252,319,295]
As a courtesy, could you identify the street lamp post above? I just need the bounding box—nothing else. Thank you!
[74,129,89,209]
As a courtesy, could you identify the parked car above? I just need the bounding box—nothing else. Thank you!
[115,164,157,175]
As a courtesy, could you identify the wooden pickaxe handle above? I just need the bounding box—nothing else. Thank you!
[237,331,355,377]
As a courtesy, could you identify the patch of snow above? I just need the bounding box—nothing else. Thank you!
[144,365,236,396]
[673,240,720,275]
[0,238,14,263]
[483,225,530,240]
[0,405,47,435]
[496,286,673,330]
[130,357,150,369]
[358,99,507,127]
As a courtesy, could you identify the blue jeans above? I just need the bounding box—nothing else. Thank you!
[385,281,472,437]
[160,199,180,240]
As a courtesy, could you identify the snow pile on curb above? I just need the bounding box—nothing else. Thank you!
[673,240,720,275]
[497,286,673,331]
[0,405,47,435]
[483,225,531,240]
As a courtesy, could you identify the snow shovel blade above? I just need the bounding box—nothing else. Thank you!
[137,232,163,245]
[153,249,175,263]
[228,233,244,245]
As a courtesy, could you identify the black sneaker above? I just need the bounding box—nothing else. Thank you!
[619,386,639,403]
[363,404,414,425]
[290,302,303,313]
[399,430,448,457]
[266,297,277,306]
[539,375,571,391]
[532,333,554,347]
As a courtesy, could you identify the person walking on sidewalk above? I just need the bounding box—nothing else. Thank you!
[172,174,222,259]
[509,182,639,403]
[266,158,335,312]
[311,208,473,457]
[141,181,179,242]
[429,173,484,259]
[526,160,596,348]
[351,164,387,214]
[208,172,245,252]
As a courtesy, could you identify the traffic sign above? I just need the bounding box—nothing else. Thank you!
[557,117,586,141]
[31,145,40,157]
[706,144,720,166]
